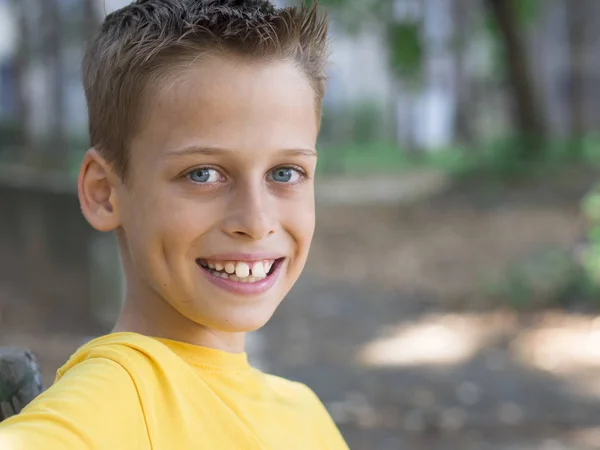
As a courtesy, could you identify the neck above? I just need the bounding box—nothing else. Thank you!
[113,293,247,354]
[114,234,246,353]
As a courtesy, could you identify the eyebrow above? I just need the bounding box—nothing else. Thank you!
[166,145,317,158]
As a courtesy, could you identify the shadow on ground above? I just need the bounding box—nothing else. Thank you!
[257,276,600,449]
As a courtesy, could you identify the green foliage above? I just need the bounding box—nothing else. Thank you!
[317,141,403,175]
[450,135,600,180]
[316,140,469,175]
[484,246,583,310]
[579,186,600,297]
[308,0,543,82]
[512,0,542,26]
[314,130,600,180]
[318,105,337,145]
[303,0,388,34]
[467,136,532,175]
[484,178,600,312]
[302,0,424,79]
[318,97,600,178]
[350,101,389,144]
[319,100,389,148]
[388,21,423,80]
[582,185,600,224]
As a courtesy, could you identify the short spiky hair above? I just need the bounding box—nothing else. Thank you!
[82,0,329,177]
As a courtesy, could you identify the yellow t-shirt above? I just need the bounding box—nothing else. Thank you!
[0,332,348,449]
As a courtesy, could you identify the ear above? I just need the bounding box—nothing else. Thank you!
[78,148,122,232]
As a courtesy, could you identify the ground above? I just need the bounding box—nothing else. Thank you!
[2,167,600,449]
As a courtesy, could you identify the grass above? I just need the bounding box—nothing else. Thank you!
[316,141,470,176]
[316,135,600,179]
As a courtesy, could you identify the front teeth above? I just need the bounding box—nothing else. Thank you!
[251,262,266,278]
[200,259,275,283]
[235,262,250,278]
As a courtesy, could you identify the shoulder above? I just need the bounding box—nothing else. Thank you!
[56,332,176,382]
[262,372,324,409]
[0,353,149,449]
[32,356,138,415]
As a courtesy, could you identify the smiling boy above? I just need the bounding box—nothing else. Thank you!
[0,1,349,448]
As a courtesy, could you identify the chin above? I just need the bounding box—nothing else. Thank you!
[207,313,274,334]
[184,300,280,334]
[217,321,268,334]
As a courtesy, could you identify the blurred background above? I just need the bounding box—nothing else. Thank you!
[1,0,600,448]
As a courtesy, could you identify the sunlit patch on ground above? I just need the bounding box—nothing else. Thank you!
[513,314,600,374]
[512,313,600,398]
[357,310,600,386]
[571,427,600,447]
[356,312,517,367]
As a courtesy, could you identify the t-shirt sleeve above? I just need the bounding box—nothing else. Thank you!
[0,357,148,450]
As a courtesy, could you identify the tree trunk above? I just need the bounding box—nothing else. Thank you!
[452,0,474,146]
[42,0,67,170]
[387,1,422,157]
[393,78,420,157]
[567,0,586,159]
[9,0,34,164]
[83,0,102,42]
[486,0,545,157]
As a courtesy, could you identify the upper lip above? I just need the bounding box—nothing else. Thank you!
[197,252,285,262]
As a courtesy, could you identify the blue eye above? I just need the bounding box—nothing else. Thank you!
[270,167,301,183]
[188,168,221,183]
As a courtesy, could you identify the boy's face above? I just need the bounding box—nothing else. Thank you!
[101,56,318,339]
[79,57,318,338]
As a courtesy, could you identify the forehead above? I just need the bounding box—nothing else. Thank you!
[130,55,319,161]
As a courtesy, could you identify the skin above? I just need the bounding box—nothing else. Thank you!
[78,55,319,353]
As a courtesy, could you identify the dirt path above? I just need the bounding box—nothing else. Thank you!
[307,167,597,307]
[259,277,600,449]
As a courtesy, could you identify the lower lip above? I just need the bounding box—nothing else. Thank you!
[198,259,283,295]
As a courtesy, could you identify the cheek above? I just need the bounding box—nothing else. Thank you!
[156,198,219,250]
[122,193,214,257]
[282,195,315,249]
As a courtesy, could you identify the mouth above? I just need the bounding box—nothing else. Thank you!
[196,258,284,284]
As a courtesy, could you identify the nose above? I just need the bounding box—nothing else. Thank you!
[222,182,277,241]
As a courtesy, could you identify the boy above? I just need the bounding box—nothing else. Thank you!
[0,0,349,448]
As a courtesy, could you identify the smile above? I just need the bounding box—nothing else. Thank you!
[196,257,284,295]
[197,259,276,282]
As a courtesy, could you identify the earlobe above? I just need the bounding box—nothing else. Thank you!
[78,148,121,232]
